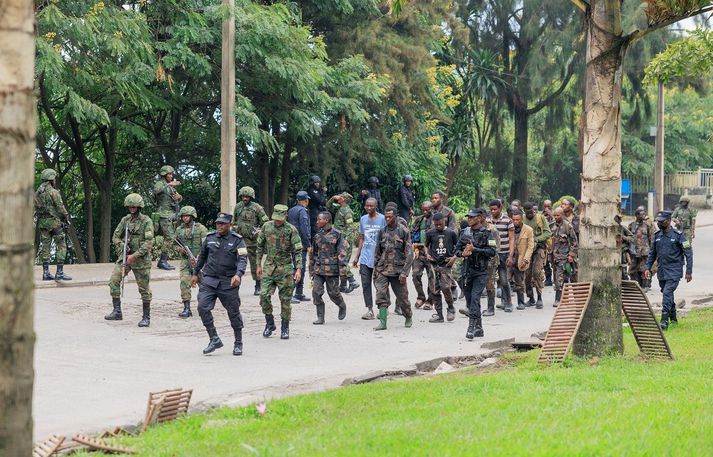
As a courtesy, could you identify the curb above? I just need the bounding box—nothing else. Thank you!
[35,274,179,289]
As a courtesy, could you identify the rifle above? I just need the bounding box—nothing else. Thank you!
[120,223,129,298]
[174,238,197,264]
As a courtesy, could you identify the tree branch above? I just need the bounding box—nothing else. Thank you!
[39,77,77,151]
[526,54,577,115]
[626,5,713,43]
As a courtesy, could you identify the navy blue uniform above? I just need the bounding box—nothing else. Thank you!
[646,227,693,321]
[194,230,248,332]
[398,184,415,223]
[288,204,311,294]
[455,226,497,319]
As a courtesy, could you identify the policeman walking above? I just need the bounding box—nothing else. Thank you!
[287,191,312,303]
[645,210,693,330]
[192,212,248,356]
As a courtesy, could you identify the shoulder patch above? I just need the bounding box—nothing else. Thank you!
[488,239,497,247]
[237,247,248,256]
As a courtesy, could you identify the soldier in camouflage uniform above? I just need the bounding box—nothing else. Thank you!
[523,202,551,308]
[328,192,360,293]
[233,186,269,296]
[615,214,634,280]
[256,204,303,340]
[106,193,154,327]
[672,196,696,245]
[310,212,349,324]
[175,206,208,318]
[551,207,578,307]
[411,201,436,309]
[628,208,655,289]
[153,165,182,270]
[35,168,72,281]
[373,208,414,330]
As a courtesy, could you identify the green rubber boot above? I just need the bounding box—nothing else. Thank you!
[374,307,388,331]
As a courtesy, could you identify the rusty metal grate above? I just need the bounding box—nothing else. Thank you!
[72,434,136,454]
[621,280,673,359]
[142,388,193,432]
[538,282,593,364]
[33,434,65,457]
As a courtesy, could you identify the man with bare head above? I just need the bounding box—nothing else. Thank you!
[551,207,578,307]
[411,201,436,309]
[542,199,555,286]
[354,197,386,320]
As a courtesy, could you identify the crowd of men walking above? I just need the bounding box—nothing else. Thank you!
[35,167,695,355]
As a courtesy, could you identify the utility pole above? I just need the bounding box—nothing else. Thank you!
[220,0,236,213]
[654,80,664,213]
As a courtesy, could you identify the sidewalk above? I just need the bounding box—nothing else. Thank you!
[35,263,179,289]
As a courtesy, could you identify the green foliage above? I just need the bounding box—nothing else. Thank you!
[645,28,713,84]
[103,309,713,456]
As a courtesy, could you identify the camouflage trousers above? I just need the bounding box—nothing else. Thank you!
[374,274,412,318]
[553,261,569,292]
[526,247,546,297]
[179,260,200,302]
[245,241,261,282]
[157,218,176,257]
[431,265,455,314]
[260,272,293,320]
[344,241,354,279]
[629,256,647,286]
[510,266,526,294]
[38,225,67,264]
[312,274,346,310]
[412,255,435,302]
[486,262,499,293]
[109,263,152,301]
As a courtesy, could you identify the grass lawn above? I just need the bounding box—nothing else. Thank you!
[103,308,713,456]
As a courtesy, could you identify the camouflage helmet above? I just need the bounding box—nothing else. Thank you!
[679,195,690,203]
[238,186,255,199]
[159,165,175,176]
[124,193,145,208]
[41,168,57,181]
[179,206,197,218]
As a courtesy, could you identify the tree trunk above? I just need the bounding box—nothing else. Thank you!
[510,102,528,202]
[0,0,36,454]
[258,150,270,211]
[444,157,460,197]
[97,125,116,263]
[572,0,625,356]
[278,141,292,205]
[76,148,97,263]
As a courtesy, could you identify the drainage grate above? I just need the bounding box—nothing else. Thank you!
[538,282,593,364]
[621,280,673,359]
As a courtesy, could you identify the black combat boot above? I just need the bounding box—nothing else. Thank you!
[280,319,290,340]
[347,277,360,293]
[526,288,535,306]
[466,318,476,340]
[179,301,192,318]
[233,328,243,356]
[554,290,561,308]
[340,277,349,293]
[535,292,543,309]
[544,267,553,286]
[42,263,54,281]
[54,264,72,281]
[670,310,678,325]
[157,254,175,270]
[482,293,495,317]
[313,303,325,325]
[263,314,276,338]
[504,300,513,313]
[105,297,123,320]
[660,313,669,330]
[203,327,223,354]
[429,312,445,323]
[516,292,526,310]
[394,305,403,316]
[473,317,484,337]
[138,301,151,327]
[337,302,347,321]
[254,280,261,296]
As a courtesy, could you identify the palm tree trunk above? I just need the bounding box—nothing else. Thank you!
[0,0,36,454]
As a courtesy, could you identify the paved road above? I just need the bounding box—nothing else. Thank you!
[33,215,713,440]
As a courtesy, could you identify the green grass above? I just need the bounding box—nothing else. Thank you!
[103,309,713,456]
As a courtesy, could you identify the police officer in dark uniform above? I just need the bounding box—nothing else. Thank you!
[192,212,248,356]
[644,210,693,330]
[455,208,496,340]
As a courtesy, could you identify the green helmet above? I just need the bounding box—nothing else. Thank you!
[179,206,197,218]
[41,168,57,181]
[679,195,690,203]
[159,165,175,176]
[124,193,145,208]
[238,186,255,199]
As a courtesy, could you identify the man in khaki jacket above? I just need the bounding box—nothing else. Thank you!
[510,210,534,310]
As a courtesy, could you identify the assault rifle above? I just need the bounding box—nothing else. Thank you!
[174,238,197,264]
[120,223,129,298]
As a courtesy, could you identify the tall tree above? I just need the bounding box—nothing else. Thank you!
[573,0,713,356]
[0,0,36,454]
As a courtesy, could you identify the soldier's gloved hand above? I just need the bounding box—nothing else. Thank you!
[399,274,407,285]
[230,275,241,287]
[191,275,198,287]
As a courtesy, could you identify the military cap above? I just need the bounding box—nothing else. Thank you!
[296,190,310,201]
[272,204,288,221]
[340,192,353,203]
[655,210,672,222]
[679,195,690,203]
[466,208,487,217]
[215,212,232,224]
[159,165,175,176]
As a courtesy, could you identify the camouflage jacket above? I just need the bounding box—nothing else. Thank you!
[671,206,697,238]
[334,205,355,243]
[233,201,269,241]
[310,227,348,277]
[34,182,68,229]
[410,213,432,258]
[256,221,303,276]
[153,179,181,219]
[486,223,501,268]
[628,220,654,257]
[431,204,456,231]
[374,223,413,277]
[552,220,578,263]
[112,213,155,269]
[176,222,209,262]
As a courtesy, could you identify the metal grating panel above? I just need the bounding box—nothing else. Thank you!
[142,388,193,432]
[621,280,673,359]
[33,434,65,457]
[71,434,136,454]
[538,282,593,364]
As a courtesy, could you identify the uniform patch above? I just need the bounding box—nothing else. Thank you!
[237,247,248,256]
[682,240,691,249]
[488,240,496,247]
